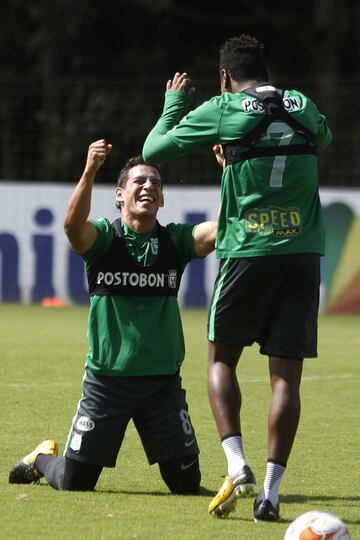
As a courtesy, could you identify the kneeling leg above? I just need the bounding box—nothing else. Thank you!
[158,455,200,495]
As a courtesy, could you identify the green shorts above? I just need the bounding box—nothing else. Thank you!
[208,253,321,359]
[64,369,199,467]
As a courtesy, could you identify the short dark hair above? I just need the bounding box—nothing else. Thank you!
[116,156,162,210]
[219,34,268,83]
[117,155,162,187]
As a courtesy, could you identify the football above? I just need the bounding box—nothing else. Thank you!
[284,511,351,540]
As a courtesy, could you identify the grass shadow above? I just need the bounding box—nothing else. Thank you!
[95,484,215,496]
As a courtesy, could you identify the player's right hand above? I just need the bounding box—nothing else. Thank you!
[85,139,112,173]
[166,72,195,96]
[213,144,225,169]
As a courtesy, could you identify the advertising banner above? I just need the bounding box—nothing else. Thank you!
[0,183,359,312]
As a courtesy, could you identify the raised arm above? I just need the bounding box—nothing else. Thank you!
[193,221,217,257]
[64,139,112,253]
[142,72,195,163]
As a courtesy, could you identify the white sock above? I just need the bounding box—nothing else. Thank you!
[221,434,247,477]
[258,461,286,507]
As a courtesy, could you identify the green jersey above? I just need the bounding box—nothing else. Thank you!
[82,218,197,377]
[143,86,332,258]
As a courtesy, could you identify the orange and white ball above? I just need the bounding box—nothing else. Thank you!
[284,511,351,540]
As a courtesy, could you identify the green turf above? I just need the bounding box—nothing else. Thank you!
[1,305,359,539]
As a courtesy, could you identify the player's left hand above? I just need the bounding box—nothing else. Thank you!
[166,72,195,96]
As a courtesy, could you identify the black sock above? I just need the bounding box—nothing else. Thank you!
[34,454,57,476]
[34,455,102,491]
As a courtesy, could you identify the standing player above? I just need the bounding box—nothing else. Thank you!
[9,139,216,493]
[142,34,332,521]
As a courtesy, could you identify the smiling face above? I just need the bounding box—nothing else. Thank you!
[115,164,164,231]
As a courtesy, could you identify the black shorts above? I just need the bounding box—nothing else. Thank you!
[208,253,321,359]
[64,369,199,467]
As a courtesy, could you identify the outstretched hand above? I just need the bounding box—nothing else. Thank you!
[166,72,195,96]
[85,139,112,174]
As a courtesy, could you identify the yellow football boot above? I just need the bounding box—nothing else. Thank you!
[9,439,59,484]
[209,465,256,518]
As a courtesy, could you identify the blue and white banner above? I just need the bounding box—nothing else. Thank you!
[1,183,360,311]
[0,183,219,306]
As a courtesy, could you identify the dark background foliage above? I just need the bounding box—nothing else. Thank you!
[0,0,359,185]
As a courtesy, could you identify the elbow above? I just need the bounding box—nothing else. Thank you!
[142,142,151,162]
[63,216,72,239]
[63,218,70,237]
[142,148,159,164]
[63,217,78,246]
[143,142,171,165]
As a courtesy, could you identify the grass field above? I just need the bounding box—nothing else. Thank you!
[1,305,359,539]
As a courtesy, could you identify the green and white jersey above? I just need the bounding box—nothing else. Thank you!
[82,218,197,377]
[143,87,332,258]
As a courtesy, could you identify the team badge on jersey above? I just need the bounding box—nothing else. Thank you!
[168,269,177,289]
[150,237,158,255]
